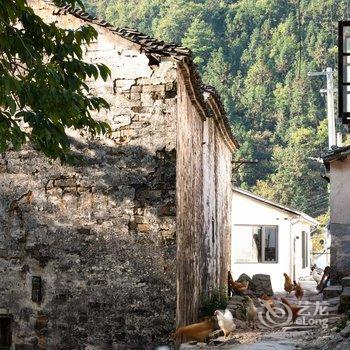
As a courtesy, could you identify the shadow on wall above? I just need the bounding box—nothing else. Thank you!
[0,138,177,349]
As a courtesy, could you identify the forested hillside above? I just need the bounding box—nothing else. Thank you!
[82,0,347,217]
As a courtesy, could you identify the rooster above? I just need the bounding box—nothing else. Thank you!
[214,309,236,339]
[293,281,304,301]
[172,317,216,343]
[281,297,302,323]
[244,296,257,329]
[283,273,294,294]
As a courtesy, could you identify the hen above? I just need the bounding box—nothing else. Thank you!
[260,294,275,310]
[230,280,249,295]
[214,309,236,339]
[281,297,302,323]
[172,317,216,343]
[283,273,294,294]
[293,281,304,301]
[245,296,257,329]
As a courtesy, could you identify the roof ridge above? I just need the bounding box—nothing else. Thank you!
[232,187,318,225]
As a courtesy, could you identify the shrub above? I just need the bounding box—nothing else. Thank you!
[200,286,228,318]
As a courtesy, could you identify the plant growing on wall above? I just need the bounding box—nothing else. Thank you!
[0,0,111,162]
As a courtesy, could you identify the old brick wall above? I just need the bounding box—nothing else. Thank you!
[175,70,233,328]
[0,1,178,349]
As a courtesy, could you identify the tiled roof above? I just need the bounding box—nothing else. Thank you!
[50,3,239,149]
[322,145,350,170]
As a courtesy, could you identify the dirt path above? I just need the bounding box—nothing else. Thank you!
[180,280,344,350]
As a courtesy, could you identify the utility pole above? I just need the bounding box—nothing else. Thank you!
[308,67,339,149]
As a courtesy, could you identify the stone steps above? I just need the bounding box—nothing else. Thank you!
[339,286,350,312]
[322,276,350,312]
[342,276,350,287]
[323,285,343,299]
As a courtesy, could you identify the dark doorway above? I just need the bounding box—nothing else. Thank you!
[0,315,12,350]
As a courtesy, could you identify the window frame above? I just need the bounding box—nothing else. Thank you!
[301,231,309,269]
[233,224,279,264]
[338,21,350,124]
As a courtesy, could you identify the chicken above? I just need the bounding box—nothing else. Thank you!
[281,297,302,323]
[260,294,275,310]
[244,296,257,329]
[229,280,249,295]
[172,317,216,343]
[293,281,304,301]
[214,309,236,339]
[228,270,250,295]
[311,268,322,285]
[283,273,294,294]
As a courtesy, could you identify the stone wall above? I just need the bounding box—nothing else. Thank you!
[329,157,350,282]
[175,70,233,328]
[0,2,237,349]
[0,1,178,349]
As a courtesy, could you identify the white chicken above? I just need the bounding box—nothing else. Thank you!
[311,268,322,285]
[214,309,236,339]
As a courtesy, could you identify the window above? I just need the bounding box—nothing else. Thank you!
[338,22,350,124]
[302,231,309,269]
[233,225,278,263]
[0,315,12,349]
[32,276,42,303]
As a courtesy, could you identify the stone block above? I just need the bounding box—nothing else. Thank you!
[137,223,150,232]
[252,274,273,296]
[342,277,350,287]
[340,324,350,338]
[323,286,343,299]
[237,273,254,290]
[340,287,350,312]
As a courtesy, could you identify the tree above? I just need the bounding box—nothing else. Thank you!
[0,0,111,163]
[182,18,215,68]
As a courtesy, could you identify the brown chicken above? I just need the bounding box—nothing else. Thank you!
[293,281,304,301]
[228,271,250,295]
[261,294,275,310]
[283,273,294,294]
[172,317,216,343]
[245,296,257,329]
[229,280,249,295]
[281,297,302,323]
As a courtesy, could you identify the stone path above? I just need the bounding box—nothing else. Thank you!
[180,280,345,350]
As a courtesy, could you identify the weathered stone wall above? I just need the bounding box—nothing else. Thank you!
[175,70,233,328]
[0,1,178,349]
[329,157,350,283]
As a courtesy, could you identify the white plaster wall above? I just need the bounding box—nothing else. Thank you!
[330,158,350,225]
[231,191,313,292]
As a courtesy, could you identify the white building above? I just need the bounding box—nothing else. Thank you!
[231,188,318,292]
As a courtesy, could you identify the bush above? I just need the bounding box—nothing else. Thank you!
[200,286,228,318]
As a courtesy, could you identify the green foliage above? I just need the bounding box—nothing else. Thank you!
[200,286,228,317]
[182,18,215,68]
[0,0,111,162]
[335,318,349,332]
[82,0,348,216]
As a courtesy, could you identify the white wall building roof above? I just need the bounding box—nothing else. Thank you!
[232,187,319,226]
